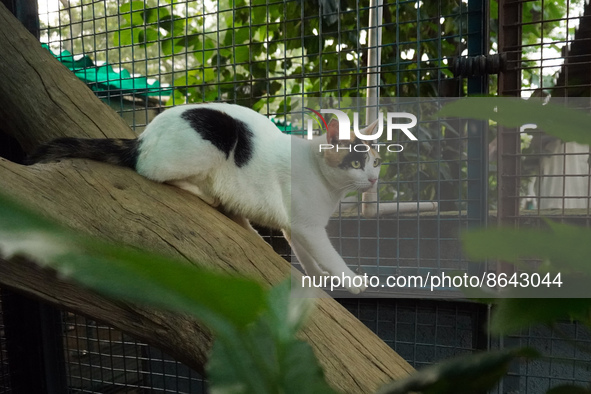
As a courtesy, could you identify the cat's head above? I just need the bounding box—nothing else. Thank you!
[319,118,382,193]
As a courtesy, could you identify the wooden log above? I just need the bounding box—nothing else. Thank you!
[0,3,414,393]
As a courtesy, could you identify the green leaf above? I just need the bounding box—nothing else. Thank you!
[207,281,335,394]
[165,91,182,106]
[205,88,219,101]
[114,26,152,46]
[376,347,539,394]
[251,5,267,24]
[207,335,270,394]
[489,299,591,335]
[234,27,251,44]
[462,220,591,333]
[173,70,201,87]
[234,46,250,63]
[203,67,216,82]
[119,1,146,26]
[144,6,171,24]
[186,34,201,50]
[0,193,266,333]
[204,37,217,50]
[462,222,591,273]
[0,193,335,391]
[252,62,268,79]
[113,27,132,46]
[252,99,265,112]
[269,81,282,94]
[138,28,159,47]
[158,14,175,33]
[303,35,320,55]
[436,97,591,146]
[159,14,187,35]
[279,340,337,394]
[162,38,187,55]
[119,1,145,14]
[161,38,173,56]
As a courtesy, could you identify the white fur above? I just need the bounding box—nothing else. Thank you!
[135,103,381,294]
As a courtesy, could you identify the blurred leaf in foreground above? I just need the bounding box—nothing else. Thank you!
[462,220,591,274]
[207,281,336,394]
[376,347,538,394]
[436,97,591,146]
[487,298,591,336]
[0,192,266,334]
[462,221,591,334]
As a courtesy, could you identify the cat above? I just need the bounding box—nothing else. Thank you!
[28,103,382,294]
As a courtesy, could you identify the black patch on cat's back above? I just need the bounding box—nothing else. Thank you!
[181,107,253,167]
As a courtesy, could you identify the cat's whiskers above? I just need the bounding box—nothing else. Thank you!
[332,180,373,194]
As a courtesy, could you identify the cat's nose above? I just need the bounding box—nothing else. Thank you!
[369,178,377,185]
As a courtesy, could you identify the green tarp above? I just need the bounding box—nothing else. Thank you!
[42,44,292,131]
[42,43,170,97]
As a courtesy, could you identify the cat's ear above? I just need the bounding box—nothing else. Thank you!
[326,118,340,144]
[361,118,380,137]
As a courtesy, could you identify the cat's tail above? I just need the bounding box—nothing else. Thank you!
[27,137,139,169]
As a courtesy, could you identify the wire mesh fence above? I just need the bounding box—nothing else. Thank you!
[497,0,591,220]
[62,313,206,393]
[0,0,590,392]
[339,298,488,369]
[492,322,591,393]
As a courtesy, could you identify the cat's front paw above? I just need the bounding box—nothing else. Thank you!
[343,274,367,294]
[311,273,331,283]
[305,264,330,278]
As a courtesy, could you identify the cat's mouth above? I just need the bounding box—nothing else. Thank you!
[359,179,378,192]
[359,183,376,192]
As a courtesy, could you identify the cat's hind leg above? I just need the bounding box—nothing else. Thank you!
[223,210,260,236]
[167,179,220,207]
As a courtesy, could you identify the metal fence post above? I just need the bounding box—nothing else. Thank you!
[497,0,522,276]
[1,290,67,394]
[467,0,489,277]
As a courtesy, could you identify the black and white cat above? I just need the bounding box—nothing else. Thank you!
[29,103,381,293]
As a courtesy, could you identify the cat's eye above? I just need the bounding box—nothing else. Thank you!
[373,158,382,167]
[350,160,361,169]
